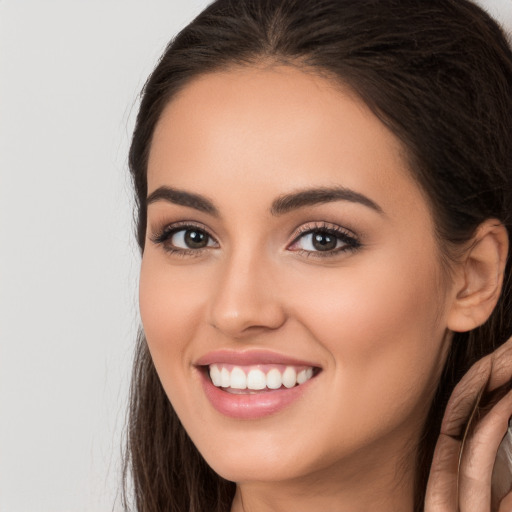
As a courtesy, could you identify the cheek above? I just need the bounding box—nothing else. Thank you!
[138,253,215,426]
[287,249,449,426]
[139,253,207,365]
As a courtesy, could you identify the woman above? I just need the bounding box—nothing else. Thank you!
[124,0,512,510]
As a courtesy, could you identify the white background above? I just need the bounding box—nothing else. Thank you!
[1,1,511,511]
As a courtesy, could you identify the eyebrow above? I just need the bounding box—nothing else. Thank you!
[146,184,383,217]
[146,186,219,216]
[270,186,384,215]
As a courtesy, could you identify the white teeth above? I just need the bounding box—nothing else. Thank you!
[208,364,315,390]
[210,364,222,386]
[266,368,282,389]
[220,367,230,388]
[230,367,247,389]
[296,369,308,385]
[247,369,266,390]
[282,366,297,388]
[297,368,313,384]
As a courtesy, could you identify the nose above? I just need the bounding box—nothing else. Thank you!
[207,250,287,339]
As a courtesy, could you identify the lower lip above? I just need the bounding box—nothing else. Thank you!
[199,369,315,420]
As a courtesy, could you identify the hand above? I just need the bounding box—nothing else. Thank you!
[425,336,512,512]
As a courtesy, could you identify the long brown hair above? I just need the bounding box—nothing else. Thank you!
[124,1,512,510]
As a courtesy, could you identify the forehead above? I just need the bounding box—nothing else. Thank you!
[147,65,430,221]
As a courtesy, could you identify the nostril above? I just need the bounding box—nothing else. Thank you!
[206,270,287,337]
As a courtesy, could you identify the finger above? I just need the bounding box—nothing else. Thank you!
[498,491,512,512]
[493,422,512,511]
[441,355,491,438]
[425,336,512,512]
[440,336,512,439]
[488,336,512,392]
[458,390,512,512]
[424,433,460,511]
[426,351,490,511]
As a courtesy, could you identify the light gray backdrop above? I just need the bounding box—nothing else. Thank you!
[1,1,511,511]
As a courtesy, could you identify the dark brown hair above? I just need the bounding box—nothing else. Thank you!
[124,1,512,510]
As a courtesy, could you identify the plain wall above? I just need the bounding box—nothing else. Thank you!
[0,2,211,511]
[1,1,511,511]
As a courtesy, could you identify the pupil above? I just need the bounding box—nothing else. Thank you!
[312,232,336,251]
[185,230,208,248]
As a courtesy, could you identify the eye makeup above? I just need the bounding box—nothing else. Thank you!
[149,218,362,259]
[287,221,361,259]
[149,221,219,257]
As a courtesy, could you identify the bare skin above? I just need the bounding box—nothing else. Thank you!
[139,65,509,511]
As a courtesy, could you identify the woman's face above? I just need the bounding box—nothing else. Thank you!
[140,65,454,486]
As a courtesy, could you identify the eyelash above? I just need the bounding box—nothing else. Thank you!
[150,221,361,258]
[288,222,361,258]
[150,221,218,257]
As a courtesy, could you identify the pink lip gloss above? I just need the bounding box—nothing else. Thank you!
[195,350,320,419]
[199,369,315,419]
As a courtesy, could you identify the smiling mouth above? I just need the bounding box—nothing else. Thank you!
[206,364,319,394]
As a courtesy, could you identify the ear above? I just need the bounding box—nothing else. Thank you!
[447,219,509,333]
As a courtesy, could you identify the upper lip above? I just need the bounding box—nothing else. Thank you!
[195,349,321,368]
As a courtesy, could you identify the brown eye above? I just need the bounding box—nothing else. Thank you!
[171,228,213,249]
[151,223,219,255]
[293,230,345,252]
[183,229,209,248]
[287,224,361,258]
[311,231,337,251]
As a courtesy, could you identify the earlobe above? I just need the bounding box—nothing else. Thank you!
[447,220,509,333]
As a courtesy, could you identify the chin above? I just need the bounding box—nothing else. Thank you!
[203,451,311,483]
